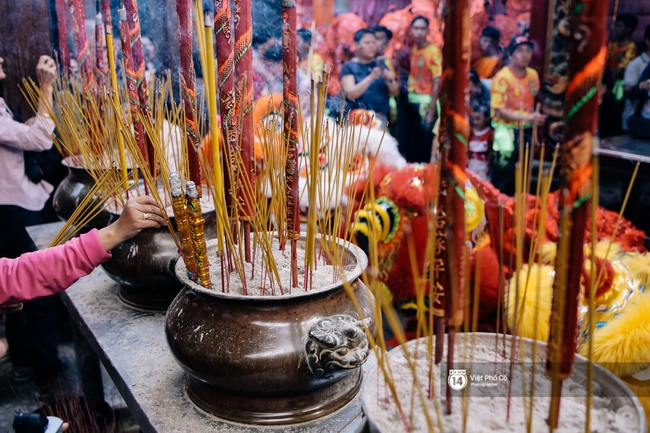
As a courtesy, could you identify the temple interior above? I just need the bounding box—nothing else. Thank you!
[0,0,649,432]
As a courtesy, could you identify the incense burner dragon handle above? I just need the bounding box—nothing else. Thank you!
[306,314,370,378]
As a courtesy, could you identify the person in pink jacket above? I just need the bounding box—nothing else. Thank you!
[0,195,165,308]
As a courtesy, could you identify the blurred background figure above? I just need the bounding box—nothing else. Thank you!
[397,16,441,163]
[340,29,398,125]
[297,28,324,78]
[473,26,502,79]
[601,13,638,137]
[373,25,393,57]
[469,70,490,104]
[254,44,284,98]
[141,36,158,84]
[0,54,66,387]
[468,101,493,181]
[490,36,545,195]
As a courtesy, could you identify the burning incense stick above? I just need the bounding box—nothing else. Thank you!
[212,0,237,254]
[69,0,95,90]
[438,0,470,415]
[95,2,107,85]
[197,2,228,258]
[101,0,129,189]
[55,0,71,75]
[282,0,300,288]
[233,0,255,260]
[546,0,609,427]
[118,4,149,180]
[123,0,156,177]
[175,0,202,189]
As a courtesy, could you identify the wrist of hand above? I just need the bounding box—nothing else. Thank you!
[98,224,123,252]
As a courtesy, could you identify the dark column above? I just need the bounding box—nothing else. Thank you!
[529,0,551,74]
[0,0,54,119]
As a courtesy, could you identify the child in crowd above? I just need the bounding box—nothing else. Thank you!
[468,101,493,181]
[473,26,502,79]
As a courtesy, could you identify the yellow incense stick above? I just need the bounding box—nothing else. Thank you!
[203,11,226,254]
[104,26,129,189]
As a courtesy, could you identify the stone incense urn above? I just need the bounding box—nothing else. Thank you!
[52,157,111,230]
[165,237,377,425]
[102,209,216,311]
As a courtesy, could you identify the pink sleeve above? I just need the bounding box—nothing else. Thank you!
[0,229,112,305]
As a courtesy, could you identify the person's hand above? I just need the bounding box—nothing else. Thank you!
[24,117,36,126]
[382,68,395,83]
[525,112,547,124]
[98,195,166,251]
[425,109,436,127]
[36,55,57,88]
[640,80,650,91]
[0,304,23,314]
[369,67,382,81]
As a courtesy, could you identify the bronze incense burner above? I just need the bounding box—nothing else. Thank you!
[165,237,376,425]
[102,209,216,311]
[52,157,111,230]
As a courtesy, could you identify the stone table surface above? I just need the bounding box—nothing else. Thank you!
[601,135,650,155]
[28,222,373,433]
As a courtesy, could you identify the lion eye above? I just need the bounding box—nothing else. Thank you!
[338,348,348,356]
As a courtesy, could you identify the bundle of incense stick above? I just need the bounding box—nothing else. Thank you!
[22,68,183,249]
[190,63,386,293]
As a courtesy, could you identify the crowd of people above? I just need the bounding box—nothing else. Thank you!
[608,15,650,139]
[247,13,540,195]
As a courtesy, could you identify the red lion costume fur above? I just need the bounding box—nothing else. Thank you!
[349,163,646,323]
